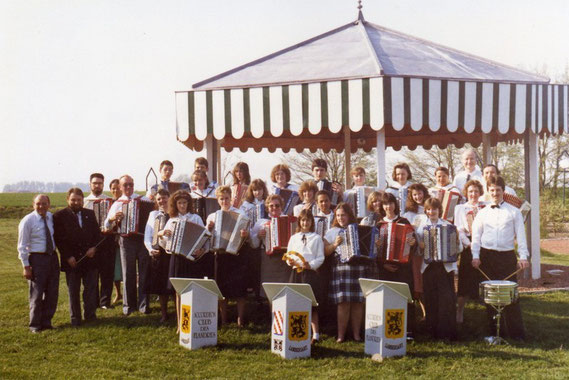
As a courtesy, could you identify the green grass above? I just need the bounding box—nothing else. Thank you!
[1,205,569,378]
[541,249,569,266]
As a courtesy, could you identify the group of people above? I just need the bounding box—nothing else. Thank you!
[17,150,529,344]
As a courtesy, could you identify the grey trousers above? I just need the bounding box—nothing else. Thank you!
[28,253,60,330]
[65,268,98,325]
[119,236,149,315]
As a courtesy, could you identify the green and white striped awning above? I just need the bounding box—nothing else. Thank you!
[176,77,568,152]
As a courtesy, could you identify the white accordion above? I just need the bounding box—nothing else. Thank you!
[422,224,459,264]
[118,198,155,237]
[211,210,251,255]
[166,220,211,261]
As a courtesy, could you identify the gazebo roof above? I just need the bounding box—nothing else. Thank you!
[193,12,548,90]
[176,12,568,152]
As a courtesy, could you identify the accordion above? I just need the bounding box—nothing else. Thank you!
[151,212,169,250]
[211,210,251,255]
[316,180,341,206]
[422,224,459,264]
[274,188,300,216]
[166,220,211,261]
[346,186,375,219]
[245,203,267,226]
[503,193,531,221]
[92,198,113,232]
[439,189,461,222]
[360,212,380,227]
[117,198,155,237]
[231,184,248,208]
[337,224,378,264]
[387,186,408,213]
[263,215,297,255]
[314,214,333,238]
[191,196,220,224]
[377,222,415,264]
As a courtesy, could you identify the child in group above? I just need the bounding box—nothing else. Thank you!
[206,186,250,327]
[269,164,299,194]
[453,179,485,324]
[360,190,383,226]
[231,162,251,208]
[285,209,325,344]
[417,198,462,340]
[376,192,418,338]
[402,183,430,227]
[159,190,207,331]
[312,159,344,204]
[143,189,171,323]
[147,160,189,199]
[240,179,269,298]
[193,157,218,190]
[324,203,374,342]
[385,163,413,212]
[293,180,318,217]
[190,170,216,198]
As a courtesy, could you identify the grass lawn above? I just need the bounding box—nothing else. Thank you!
[541,249,569,266]
[1,206,569,378]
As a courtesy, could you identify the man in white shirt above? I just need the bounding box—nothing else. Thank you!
[104,175,151,315]
[83,173,115,309]
[453,148,483,192]
[480,164,516,202]
[17,194,60,333]
[471,176,529,340]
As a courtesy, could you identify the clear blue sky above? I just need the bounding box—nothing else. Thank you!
[1,0,568,191]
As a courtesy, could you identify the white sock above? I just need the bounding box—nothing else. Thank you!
[313,333,320,340]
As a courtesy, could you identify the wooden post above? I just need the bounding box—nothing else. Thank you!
[376,129,387,189]
[524,129,541,279]
[205,135,218,183]
[482,133,493,165]
[344,126,352,188]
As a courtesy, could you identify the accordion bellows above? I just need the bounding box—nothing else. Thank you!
[211,210,251,255]
[503,193,531,221]
[92,199,113,232]
[377,222,415,264]
[337,224,378,264]
[118,199,155,237]
[422,224,459,264]
[263,216,297,255]
[245,203,267,226]
[166,220,211,261]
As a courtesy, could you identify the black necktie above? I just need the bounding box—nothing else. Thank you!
[42,216,54,255]
[466,174,471,182]
[75,211,82,228]
[302,234,307,245]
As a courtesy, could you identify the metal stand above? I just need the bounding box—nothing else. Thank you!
[485,304,509,345]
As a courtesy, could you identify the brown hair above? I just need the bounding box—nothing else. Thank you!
[265,194,284,209]
[381,192,400,216]
[231,162,251,185]
[488,176,506,191]
[392,163,412,181]
[311,159,328,171]
[66,187,84,199]
[168,190,192,217]
[270,164,291,183]
[109,179,120,189]
[366,191,383,213]
[90,173,104,182]
[245,179,268,203]
[191,170,209,187]
[405,183,430,213]
[160,160,173,170]
[316,190,331,201]
[331,202,357,228]
[298,181,318,201]
[295,209,315,233]
[463,179,484,198]
[195,157,208,168]
[434,166,449,176]
[424,197,443,216]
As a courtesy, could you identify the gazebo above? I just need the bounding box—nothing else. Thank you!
[175,7,568,278]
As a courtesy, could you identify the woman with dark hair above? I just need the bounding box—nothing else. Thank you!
[324,202,374,343]
[402,183,430,227]
[230,162,251,208]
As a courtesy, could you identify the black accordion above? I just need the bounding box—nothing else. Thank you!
[191,196,221,224]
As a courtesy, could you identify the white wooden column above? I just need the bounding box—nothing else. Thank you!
[482,133,493,165]
[524,129,541,279]
[205,135,218,183]
[376,129,387,189]
[344,126,352,187]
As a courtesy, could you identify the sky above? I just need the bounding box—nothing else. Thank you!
[1,0,568,191]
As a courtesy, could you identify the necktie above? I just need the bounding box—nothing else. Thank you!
[75,211,82,228]
[42,216,54,255]
[491,204,500,209]
[466,174,471,182]
[302,234,307,245]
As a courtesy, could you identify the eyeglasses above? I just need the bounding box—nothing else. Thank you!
[268,204,281,209]
[122,183,134,187]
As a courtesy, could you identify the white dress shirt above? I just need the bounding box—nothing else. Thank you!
[250,217,270,249]
[190,185,216,198]
[287,232,325,270]
[144,210,168,254]
[471,201,529,260]
[402,205,424,228]
[416,218,461,273]
[83,192,110,210]
[453,167,483,192]
[17,211,55,267]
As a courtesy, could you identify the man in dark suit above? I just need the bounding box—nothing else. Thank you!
[54,188,101,326]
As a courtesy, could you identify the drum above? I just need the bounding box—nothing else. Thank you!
[479,280,519,306]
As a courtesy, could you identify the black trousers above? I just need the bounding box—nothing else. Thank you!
[423,263,457,340]
[65,268,98,325]
[480,248,525,340]
[28,254,60,330]
[98,237,116,307]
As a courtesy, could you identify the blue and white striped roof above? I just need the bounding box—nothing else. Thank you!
[176,12,567,152]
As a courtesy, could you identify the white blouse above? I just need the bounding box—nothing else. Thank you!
[287,231,325,270]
